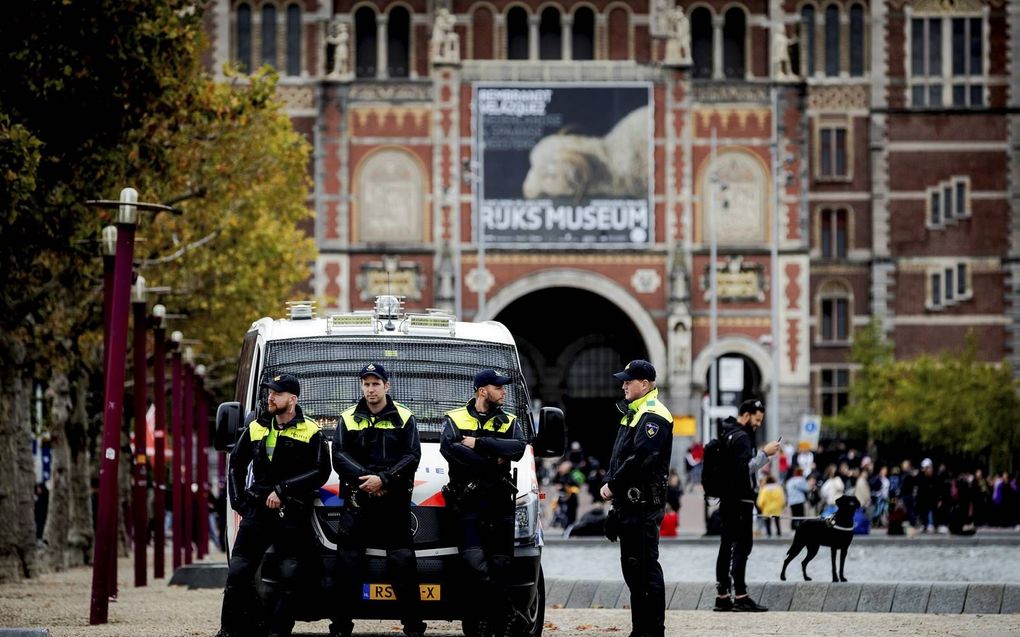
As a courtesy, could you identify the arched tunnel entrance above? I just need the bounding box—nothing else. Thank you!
[493,287,647,466]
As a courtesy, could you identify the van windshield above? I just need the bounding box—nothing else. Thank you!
[257,336,533,441]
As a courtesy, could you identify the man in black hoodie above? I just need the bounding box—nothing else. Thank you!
[713,399,780,612]
[330,363,426,637]
[217,373,331,637]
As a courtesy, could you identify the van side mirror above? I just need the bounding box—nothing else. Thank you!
[532,407,566,458]
[214,402,241,452]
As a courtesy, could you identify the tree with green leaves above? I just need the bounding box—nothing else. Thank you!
[830,321,1019,473]
[1,0,314,580]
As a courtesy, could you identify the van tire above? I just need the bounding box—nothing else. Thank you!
[514,567,545,637]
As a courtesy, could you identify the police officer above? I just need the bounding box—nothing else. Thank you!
[440,369,526,637]
[217,373,331,637]
[599,360,672,637]
[330,363,426,637]
[712,398,780,612]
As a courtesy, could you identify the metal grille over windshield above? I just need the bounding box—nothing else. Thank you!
[260,336,532,438]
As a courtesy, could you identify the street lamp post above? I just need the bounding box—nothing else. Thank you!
[131,275,148,587]
[183,348,195,566]
[99,224,119,603]
[170,330,184,571]
[194,365,209,560]
[151,305,168,579]
[89,188,139,625]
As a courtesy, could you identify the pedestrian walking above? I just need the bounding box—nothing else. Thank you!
[440,369,526,637]
[712,399,780,613]
[216,373,331,637]
[599,359,673,637]
[756,475,785,537]
[329,363,426,637]
[785,467,810,530]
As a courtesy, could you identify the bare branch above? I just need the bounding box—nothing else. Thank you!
[139,231,219,267]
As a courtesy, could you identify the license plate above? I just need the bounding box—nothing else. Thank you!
[362,583,441,601]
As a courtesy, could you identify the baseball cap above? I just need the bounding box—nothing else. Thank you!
[613,359,656,382]
[474,369,512,390]
[359,363,389,382]
[263,373,300,396]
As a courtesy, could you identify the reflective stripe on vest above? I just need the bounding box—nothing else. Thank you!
[249,417,320,444]
[446,406,516,434]
[340,401,413,431]
[620,389,673,427]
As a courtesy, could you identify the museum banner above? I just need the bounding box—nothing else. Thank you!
[474,84,653,248]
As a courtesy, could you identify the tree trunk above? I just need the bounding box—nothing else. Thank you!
[42,372,72,571]
[67,373,95,566]
[0,338,40,582]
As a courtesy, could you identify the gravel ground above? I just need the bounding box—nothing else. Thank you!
[2,557,1019,637]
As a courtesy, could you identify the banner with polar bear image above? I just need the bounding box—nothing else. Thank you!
[475,84,652,247]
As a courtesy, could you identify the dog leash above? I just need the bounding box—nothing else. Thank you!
[752,513,855,531]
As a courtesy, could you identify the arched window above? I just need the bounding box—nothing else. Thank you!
[539,7,562,59]
[723,8,746,78]
[817,280,851,343]
[472,7,494,59]
[825,4,840,76]
[507,7,529,60]
[261,4,277,67]
[236,4,252,71]
[849,4,865,76]
[800,5,816,77]
[354,7,377,78]
[286,4,301,76]
[691,8,713,78]
[572,7,595,60]
[607,7,629,60]
[387,6,410,77]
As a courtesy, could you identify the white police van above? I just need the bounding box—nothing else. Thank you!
[214,296,565,636]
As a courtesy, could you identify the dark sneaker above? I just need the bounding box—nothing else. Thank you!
[732,596,768,612]
[712,595,733,612]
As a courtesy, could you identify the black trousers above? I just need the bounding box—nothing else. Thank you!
[332,493,423,633]
[715,499,754,596]
[618,505,665,637]
[456,503,515,626]
[221,508,312,635]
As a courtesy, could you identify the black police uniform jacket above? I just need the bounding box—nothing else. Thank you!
[440,400,526,492]
[333,396,421,494]
[229,404,331,517]
[720,416,768,500]
[604,388,673,499]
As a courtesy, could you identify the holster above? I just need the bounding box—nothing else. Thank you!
[604,508,620,542]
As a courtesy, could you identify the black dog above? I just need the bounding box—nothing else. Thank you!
[780,495,861,583]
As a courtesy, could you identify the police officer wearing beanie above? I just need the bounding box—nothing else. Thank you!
[440,369,526,637]
[712,398,780,612]
[329,363,426,637]
[599,360,672,637]
[216,373,331,637]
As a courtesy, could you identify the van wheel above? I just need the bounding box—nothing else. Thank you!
[514,567,545,637]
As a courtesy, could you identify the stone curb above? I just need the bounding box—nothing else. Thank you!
[0,630,50,636]
[167,565,1019,614]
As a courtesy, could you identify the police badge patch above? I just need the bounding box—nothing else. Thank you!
[645,422,660,437]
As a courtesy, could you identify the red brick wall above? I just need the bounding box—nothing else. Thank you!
[607,7,629,60]
[471,6,494,60]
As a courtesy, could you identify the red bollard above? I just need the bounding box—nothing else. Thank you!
[183,353,195,566]
[195,366,210,559]
[131,276,149,587]
[151,306,168,579]
[89,188,138,625]
[170,331,184,571]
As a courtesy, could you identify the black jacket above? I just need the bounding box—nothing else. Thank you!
[604,389,673,497]
[440,399,526,489]
[720,416,766,500]
[332,396,421,493]
[229,405,331,516]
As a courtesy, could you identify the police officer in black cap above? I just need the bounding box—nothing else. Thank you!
[217,373,331,637]
[440,369,526,637]
[599,360,673,637]
[330,363,426,637]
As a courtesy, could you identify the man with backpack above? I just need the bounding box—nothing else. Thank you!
[710,399,780,612]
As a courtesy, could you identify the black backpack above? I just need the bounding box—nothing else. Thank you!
[702,430,740,498]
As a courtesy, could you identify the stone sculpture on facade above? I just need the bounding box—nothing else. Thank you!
[430,8,460,66]
[325,17,352,80]
[772,22,797,80]
[663,7,692,66]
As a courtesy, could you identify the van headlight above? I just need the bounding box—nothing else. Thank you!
[514,491,539,540]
